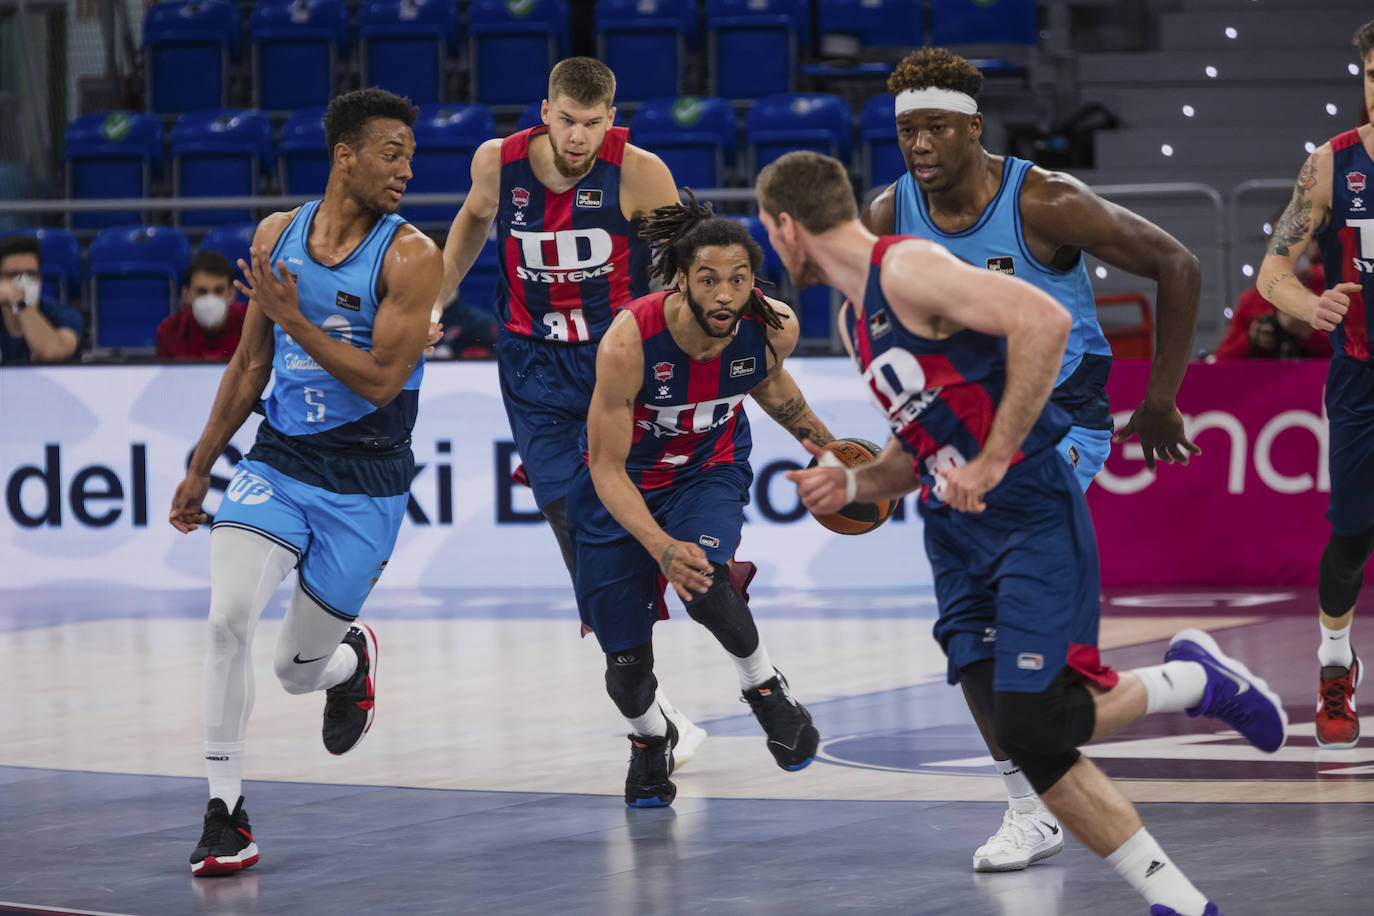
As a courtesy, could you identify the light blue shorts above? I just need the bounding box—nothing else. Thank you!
[1055,425,1113,493]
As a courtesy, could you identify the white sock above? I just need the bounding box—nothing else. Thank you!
[628,703,668,738]
[734,643,776,691]
[1131,661,1209,715]
[1319,621,1354,669]
[996,759,1040,813]
[205,741,244,806]
[1105,826,1209,916]
[321,640,360,689]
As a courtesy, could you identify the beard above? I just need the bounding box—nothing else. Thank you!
[550,134,603,179]
[684,286,746,338]
[787,252,827,290]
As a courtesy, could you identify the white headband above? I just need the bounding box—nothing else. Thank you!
[894,87,978,116]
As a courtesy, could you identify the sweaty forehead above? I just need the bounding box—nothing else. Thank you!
[692,244,751,271]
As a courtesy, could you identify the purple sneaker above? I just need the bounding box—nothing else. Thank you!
[1149,904,1221,916]
[1164,629,1288,753]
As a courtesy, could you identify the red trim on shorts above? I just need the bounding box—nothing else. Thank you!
[1067,643,1119,689]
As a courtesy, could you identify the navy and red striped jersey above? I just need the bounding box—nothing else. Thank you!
[495,125,651,343]
[843,236,1070,507]
[1318,129,1374,363]
[618,291,769,490]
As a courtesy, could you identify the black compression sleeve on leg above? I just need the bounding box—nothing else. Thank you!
[541,497,576,578]
[991,673,1097,794]
[682,562,760,658]
[1319,527,1374,617]
[605,640,658,719]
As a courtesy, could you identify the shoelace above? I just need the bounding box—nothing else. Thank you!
[984,811,1044,850]
[1321,681,1354,720]
[198,812,241,850]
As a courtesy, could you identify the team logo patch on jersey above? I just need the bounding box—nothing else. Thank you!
[730,356,756,378]
[653,360,674,381]
[512,186,530,209]
[1354,197,1366,212]
[867,310,892,339]
[1348,171,1367,193]
[698,535,720,549]
[335,290,361,312]
[576,188,603,209]
[986,256,1015,275]
[656,384,671,399]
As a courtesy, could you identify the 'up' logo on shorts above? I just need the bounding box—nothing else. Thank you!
[1016,652,1044,671]
[698,534,720,549]
[225,471,274,506]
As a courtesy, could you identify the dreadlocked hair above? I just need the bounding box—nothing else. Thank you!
[638,189,789,349]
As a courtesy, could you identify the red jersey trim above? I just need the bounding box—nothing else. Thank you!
[1332,129,1363,152]
[624,290,671,335]
[500,126,539,166]
[871,235,909,267]
[598,126,630,165]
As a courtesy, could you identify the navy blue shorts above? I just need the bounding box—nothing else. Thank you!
[1326,356,1374,536]
[922,448,1115,693]
[567,462,751,654]
[497,332,598,510]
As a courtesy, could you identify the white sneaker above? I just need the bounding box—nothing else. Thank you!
[972,804,1065,872]
[655,687,707,771]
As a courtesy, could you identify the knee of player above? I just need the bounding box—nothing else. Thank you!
[273,657,321,695]
[205,606,250,650]
[604,642,657,714]
[681,563,738,617]
[991,690,1078,758]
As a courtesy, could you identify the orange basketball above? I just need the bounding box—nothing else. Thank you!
[804,437,898,535]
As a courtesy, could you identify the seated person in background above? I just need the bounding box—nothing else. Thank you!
[0,234,82,364]
[156,251,247,361]
[1212,240,1330,360]
[430,296,499,359]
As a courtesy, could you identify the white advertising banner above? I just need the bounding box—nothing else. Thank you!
[0,360,933,592]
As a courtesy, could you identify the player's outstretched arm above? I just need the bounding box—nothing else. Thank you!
[884,240,1070,511]
[1259,146,1360,333]
[1024,170,1202,468]
[170,214,288,533]
[748,297,834,447]
[588,312,712,600]
[435,138,503,311]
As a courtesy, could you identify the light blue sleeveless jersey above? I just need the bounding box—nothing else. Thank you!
[894,158,1112,431]
[265,200,422,449]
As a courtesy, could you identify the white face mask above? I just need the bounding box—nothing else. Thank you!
[14,273,40,307]
[191,293,229,330]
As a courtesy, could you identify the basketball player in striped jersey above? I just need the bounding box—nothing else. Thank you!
[572,197,833,806]
[767,152,1286,916]
[435,57,707,757]
[864,48,1205,870]
[169,88,441,876]
[1258,18,1374,752]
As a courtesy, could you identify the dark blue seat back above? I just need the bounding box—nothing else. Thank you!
[859,93,904,188]
[63,112,165,229]
[706,0,804,100]
[171,109,274,227]
[816,0,920,49]
[631,96,737,192]
[358,0,459,105]
[595,0,695,103]
[406,103,496,223]
[931,0,1037,45]
[200,222,257,287]
[278,106,331,196]
[467,0,568,107]
[746,93,853,173]
[458,236,501,312]
[143,0,241,114]
[88,225,192,349]
[250,0,350,111]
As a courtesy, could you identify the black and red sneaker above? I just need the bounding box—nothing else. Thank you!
[190,796,258,877]
[323,623,378,755]
[1316,653,1362,750]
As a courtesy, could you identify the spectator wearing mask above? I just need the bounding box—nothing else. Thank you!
[156,250,247,361]
[0,234,83,364]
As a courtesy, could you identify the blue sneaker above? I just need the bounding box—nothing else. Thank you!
[1149,903,1220,915]
[1164,629,1288,753]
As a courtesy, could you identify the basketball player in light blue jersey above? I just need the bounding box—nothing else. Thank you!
[169,87,442,877]
[863,48,1204,873]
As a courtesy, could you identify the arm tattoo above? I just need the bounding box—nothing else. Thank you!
[763,395,824,443]
[1267,153,1318,258]
[1263,270,1293,301]
[658,543,676,574]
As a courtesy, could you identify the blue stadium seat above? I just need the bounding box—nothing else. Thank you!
[1,228,83,306]
[87,225,191,350]
[171,109,274,227]
[595,0,695,103]
[859,93,904,189]
[200,222,256,288]
[358,0,460,105]
[277,106,331,197]
[143,0,241,114]
[516,100,627,132]
[63,112,164,230]
[745,93,853,174]
[931,0,1038,78]
[405,103,496,224]
[816,0,919,50]
[631,96,736,192]
[467,0,569,107]
[458,236,501,312]
[249,0,350,112]
[706,0,805,100]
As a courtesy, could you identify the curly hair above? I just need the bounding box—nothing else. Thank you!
[324,87,418,153]
[887,47,984,101]
[639,189,787,342]
[1355,19,1374,62]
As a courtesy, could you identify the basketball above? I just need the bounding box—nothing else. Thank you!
[805,438,898,535]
